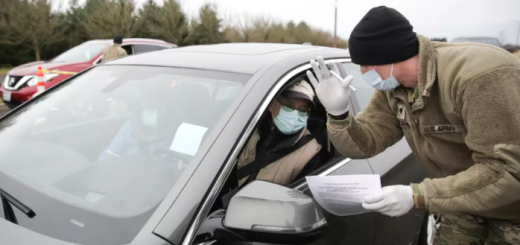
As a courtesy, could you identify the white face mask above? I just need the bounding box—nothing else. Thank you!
[141,110,158,127]
[362,64,400,91]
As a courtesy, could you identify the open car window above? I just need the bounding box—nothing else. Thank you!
[0,66,249,245]
[341,62,375,111]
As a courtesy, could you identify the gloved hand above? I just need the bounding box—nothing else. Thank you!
[306,56,354,116]
[362,185,414,217]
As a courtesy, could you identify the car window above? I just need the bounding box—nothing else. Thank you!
[134,44,160,53]
[155,45,169,50]
[122,45,134,55]
[53,43,110,62]
[0,66,249,245]
[341,62,375,111]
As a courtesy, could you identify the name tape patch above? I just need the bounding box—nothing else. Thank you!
[421,125,461,134]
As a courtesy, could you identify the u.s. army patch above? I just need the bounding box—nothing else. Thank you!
[420,125,462,134]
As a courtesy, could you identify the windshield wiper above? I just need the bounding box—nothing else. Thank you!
[0,187,35,224]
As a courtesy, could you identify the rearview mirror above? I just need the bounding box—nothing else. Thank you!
[223,180,327,244]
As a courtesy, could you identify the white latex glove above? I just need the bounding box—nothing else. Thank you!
[306,56,354,116]
[362,185,414,217]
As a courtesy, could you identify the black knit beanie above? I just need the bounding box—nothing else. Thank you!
[349,6,419,65]
[113,35,123,44]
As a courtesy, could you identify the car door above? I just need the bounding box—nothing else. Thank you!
[186,59,376,245]
[290,61,377,245]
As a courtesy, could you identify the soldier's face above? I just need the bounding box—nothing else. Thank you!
[360,64,394,80]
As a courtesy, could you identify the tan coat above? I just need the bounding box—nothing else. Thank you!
[514,50,520,59]
[238,128,321,186]
[328,35,520,220]
[101,44,127,62]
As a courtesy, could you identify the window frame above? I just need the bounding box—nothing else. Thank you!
[180,58,354,245]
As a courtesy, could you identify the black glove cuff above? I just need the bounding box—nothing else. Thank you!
[329,111,349,120]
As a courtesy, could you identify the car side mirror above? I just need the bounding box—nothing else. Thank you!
[223,180,327,244]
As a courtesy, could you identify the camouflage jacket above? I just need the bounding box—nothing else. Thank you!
[101,44,127,62]
[328,35,520,221]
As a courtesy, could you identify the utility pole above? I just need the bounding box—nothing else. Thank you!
[333,0,338,48]
[516,21,520,47]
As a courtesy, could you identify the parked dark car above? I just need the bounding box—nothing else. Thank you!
[0,43,429,245]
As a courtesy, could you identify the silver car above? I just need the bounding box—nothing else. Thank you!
[0,43,429,245]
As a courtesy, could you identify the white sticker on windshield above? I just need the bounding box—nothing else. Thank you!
[170,123,208,156]
[85,192,105,203]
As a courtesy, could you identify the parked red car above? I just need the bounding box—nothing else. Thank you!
[1,38,176,109]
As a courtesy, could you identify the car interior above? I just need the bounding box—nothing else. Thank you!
[0,72,243,220]
[29,80,234,162]
[122,45,134,56]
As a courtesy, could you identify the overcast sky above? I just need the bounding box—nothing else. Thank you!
[77,0,520,45]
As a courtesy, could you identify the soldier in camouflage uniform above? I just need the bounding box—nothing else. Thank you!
[307,6,520,244]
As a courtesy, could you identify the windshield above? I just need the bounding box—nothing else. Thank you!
[0,66,248,244]
[451,38,501,47]
[53,43,110,62]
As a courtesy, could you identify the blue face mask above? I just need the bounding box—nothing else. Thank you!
[141,110,158,127]
[273,106,308,135]
[362,64,400,91]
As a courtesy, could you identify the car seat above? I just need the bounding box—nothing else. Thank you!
[167,83,212,128]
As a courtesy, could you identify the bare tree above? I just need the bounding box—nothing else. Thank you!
[0,0,65,60]
[233,13,255,42]
[252,16,274,42]
[80,0,137,39]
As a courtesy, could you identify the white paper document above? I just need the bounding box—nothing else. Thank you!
[305,175,381,216]
[169,123,208,156]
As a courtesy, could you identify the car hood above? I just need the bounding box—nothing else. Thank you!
[8,61,80,76]
[0,218,76,245]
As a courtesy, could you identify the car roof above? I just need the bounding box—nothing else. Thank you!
[86,38,176,47]
[107,43,350,75]
[452,37,499,41]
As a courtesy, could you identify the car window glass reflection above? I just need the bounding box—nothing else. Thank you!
[0,66,247,245]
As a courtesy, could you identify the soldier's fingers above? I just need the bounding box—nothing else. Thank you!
[329,62,340,73]
[341,75,355,89]
[362,200,386,211]
[306,70,319,89]
[364,192,385,204]
[310,60,324,81]
[317,56,331,78]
